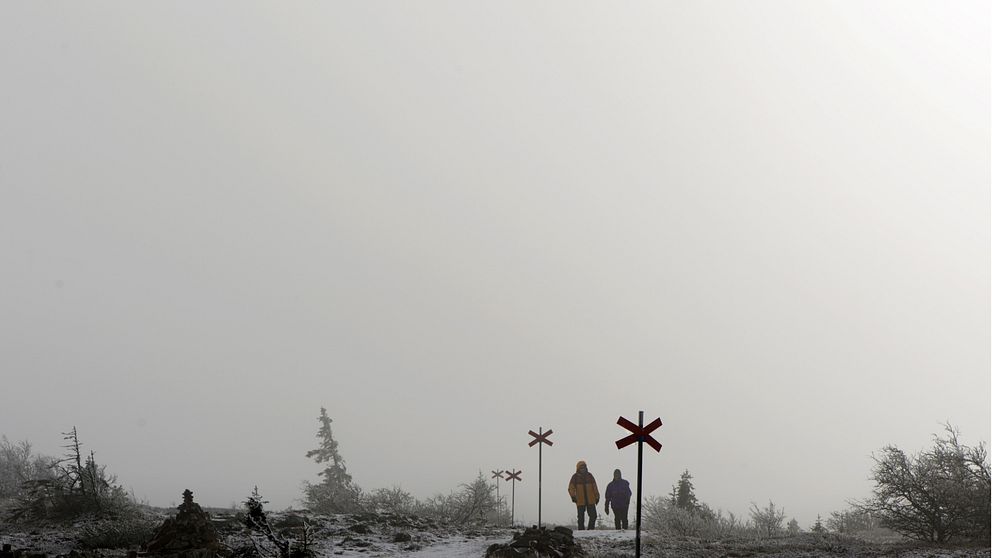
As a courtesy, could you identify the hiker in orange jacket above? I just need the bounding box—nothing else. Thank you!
[567,460,600,530]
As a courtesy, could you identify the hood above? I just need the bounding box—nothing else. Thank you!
[576,460,587,472]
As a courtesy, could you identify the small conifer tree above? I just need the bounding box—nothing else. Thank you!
[811,514,827,534]
[671,470,698,511]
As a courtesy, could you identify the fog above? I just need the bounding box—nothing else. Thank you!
[1,1,988,529]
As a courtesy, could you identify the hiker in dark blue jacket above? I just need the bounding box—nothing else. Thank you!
[604,469,632,530]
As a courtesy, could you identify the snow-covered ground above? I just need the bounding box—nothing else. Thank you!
[2,509,987,558]
[404,536,502,558]
[324,528,634,557]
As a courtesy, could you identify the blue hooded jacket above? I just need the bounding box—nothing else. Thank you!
[605,477,631,508]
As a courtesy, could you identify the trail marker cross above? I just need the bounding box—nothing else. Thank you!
[505,469,521,526]
[615,416,663,452]
[528,429,553,447]
[616,411,663,558]
[528,427,553,527]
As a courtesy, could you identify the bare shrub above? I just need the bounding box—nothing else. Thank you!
[415,472,496,526]
[826,507,877,534]
[858,424,990,543]
[665,506,707,537]
[0,437,53,499]
[78,516,158,549]
[749,500,785,538]
[642,495,668,531]
[9,427,136,522]
[643,495,750,540]
[362,486,416,514]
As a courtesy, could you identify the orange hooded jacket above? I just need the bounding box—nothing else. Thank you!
[567,460,600,506]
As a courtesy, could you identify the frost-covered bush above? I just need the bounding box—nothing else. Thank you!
[8,427,137,522]
[78,516,158,549]
[0,436,53,499]
[414,472,496,526]
[858,424,990,543]
[644,470,762,541]
[749,500,786,538]
[826,507,877,534]
[362,486,416,514]
[643,495,751,540]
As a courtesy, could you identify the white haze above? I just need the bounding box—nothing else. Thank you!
[1,1,989,528]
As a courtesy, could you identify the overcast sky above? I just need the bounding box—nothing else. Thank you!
[1,1,988,528]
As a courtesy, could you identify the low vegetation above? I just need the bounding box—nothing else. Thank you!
[77,516,159,549]
[644,423,990,547]
[857,423,990,544]
[301,407,502,525]
[4,427,141,523]
[0,416,986,557]
[241,486,315,558]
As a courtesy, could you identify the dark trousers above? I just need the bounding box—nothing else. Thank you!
[611,503,629,530]
[576,504,597,530]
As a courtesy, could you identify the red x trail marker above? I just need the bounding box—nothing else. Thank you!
[528,427,553,527]
[615,416,663,452]
[505,469,522,525]
[616,411,663,558]
[528,429,553,447]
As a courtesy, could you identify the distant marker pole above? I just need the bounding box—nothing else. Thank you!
[616,411,663,558]
[491,470,504,525]
[528,427,553,527]
[505,469,522,526]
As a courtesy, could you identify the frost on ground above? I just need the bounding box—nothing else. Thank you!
[1,508,989,558]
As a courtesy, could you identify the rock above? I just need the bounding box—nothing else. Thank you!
[391,533,412,543]
[347,524,371,534]
[486,526,584,558]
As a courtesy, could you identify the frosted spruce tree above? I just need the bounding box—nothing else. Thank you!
[671,469,698,511]
[303,408,361,513]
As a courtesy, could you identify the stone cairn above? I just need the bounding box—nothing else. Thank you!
[145,490,221,557]
[485,526,585,558]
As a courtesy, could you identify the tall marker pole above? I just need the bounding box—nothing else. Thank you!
[505,470,522,527]
[491,470,504,525]
[528,428,554,528]
[615,411,663,558]
[636,411,644,557]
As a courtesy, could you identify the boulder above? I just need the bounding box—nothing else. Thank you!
[485,526,584,558]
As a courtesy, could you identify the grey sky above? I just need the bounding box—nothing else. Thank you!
[1,2,988,527]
